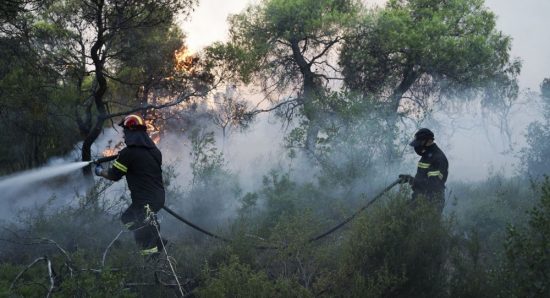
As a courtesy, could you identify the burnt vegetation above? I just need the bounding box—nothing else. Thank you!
[1,0,549,297]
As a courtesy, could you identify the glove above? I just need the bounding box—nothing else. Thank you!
[398,174,414,185]
[94,164,104,176]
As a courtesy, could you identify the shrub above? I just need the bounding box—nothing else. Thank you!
[503,178,550,297]
[335,194,450,297]
[197,255,312,298]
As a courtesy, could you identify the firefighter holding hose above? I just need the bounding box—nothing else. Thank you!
[95,114,166,257]
[400,128,449,213]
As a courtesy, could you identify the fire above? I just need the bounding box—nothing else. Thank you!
[174,46,197,72]
[102,148,118,157]
[145,119,162,145]
[102,140,125,157]
[100,117,163,158]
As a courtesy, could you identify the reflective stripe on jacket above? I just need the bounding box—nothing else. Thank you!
[413,143,448,196]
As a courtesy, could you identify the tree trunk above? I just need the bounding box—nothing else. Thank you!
[384,64,419,162]
[303,76,322,154]
[290,39,324,154]
[389,64,418,117]
[81,0,108,178]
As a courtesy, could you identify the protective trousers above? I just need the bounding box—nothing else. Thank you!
[121,203,161,255]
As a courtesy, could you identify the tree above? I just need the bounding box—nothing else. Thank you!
[210,85,252,139]
[207,0,359,153]
[340,0,520,121]
[0,2,80,173]
[522,78,550,177]
[1,0,215,176]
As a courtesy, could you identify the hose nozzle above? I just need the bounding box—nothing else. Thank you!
[91,154,119,165]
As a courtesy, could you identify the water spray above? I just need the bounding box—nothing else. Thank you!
[0,155,119,194]
[0,161,90,192]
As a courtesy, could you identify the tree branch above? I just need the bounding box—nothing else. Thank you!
[46,257,55,298]
[308,36,341,66]
[244,99,300,117]
[103,72,144,86]
[102,229,125,268]
[0,234,72,265]
[104,90,200,119]
[105,74,222,119]
[10,256,55,297]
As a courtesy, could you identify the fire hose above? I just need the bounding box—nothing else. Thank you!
[93,155,402,248]
[90,155,119,165]
[163,178,402,249]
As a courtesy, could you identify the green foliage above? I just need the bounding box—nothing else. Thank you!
[206,0,360,155]
[0,0,202,173]
[447,173,537,261]
[1,261,136,298]
[0,168,546,297]
[210,0,358,84]
[57,270,136,297]
[197,255,312,298]
[313,91,401,186]
[241,171,332,237]
[340,0,519,118]
[190,129,226,184]
[1,2,546,297]
[503,178,550,297]
[0,37,79,174]
[109,21,187,106]
[447,229,500,297]
[522,78,550,177]
[0,179,208,297]
[335,195,449,297]
[0,262,51,297]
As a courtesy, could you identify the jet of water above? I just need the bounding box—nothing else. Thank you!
[0,161,90,193]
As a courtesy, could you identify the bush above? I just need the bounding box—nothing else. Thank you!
[503,178,550,297]
[197,255,312,298]
[335,194,450,297]
[521,78,550,178]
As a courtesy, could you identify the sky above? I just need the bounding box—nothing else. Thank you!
[180,0,389,51]
[181,0,549,90]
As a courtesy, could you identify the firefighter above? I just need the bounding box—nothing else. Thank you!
[95,114,166,257]
[399,128,448,213]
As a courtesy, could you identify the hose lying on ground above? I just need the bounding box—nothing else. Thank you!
[162,178,402,249]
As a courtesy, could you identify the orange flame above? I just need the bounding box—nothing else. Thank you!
[102,148,118,157]
[102,140,125,157]
[101,117,163,157]
[174,46,197,72]
[145,119,162,145]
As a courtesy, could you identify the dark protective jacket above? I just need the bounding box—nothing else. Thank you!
[412,143,448,199]
[108,130,165,210]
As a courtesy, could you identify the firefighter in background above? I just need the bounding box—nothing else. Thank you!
[95,114,166,256]
[400,128,449,213]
